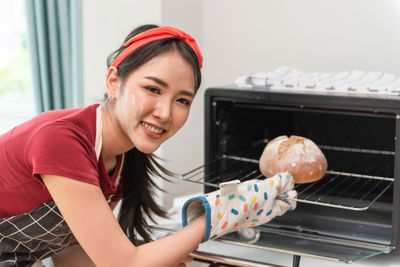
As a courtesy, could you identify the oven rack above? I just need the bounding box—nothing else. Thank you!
[181,154,394,212]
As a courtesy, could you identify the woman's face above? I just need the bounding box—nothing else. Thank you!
[112,50,196,154]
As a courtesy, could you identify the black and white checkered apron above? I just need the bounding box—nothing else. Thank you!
[0,201,74,267]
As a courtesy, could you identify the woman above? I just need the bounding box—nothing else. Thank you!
[0,24,205,267]
[0,24,295,267]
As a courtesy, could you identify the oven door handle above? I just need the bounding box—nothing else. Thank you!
[190,250,286,267]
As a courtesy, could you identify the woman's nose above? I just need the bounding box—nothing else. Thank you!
[153,100,172,122]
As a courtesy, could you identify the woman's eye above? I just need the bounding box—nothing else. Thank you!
[145,86,160,94]
[177,98,191,106]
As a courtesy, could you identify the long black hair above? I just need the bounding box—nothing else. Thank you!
[106,24,202,244]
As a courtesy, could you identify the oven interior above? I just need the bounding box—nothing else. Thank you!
[182,88,399,263]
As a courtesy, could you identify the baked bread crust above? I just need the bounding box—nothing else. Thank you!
[259,135,327,184]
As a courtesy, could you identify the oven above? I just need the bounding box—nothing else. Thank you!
[181,85,400,266]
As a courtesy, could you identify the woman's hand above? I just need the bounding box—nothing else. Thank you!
[182,172,297,242]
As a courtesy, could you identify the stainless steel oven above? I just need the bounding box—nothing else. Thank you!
[181,85,400,266]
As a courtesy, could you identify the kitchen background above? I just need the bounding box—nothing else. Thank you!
[80,0,400,210]
[2,0,400,266]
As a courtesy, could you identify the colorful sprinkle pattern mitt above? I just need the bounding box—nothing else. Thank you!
[182,172,297,242]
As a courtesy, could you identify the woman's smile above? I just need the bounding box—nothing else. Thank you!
[140,121,166,138]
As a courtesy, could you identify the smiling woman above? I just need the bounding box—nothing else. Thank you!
[0,24,205,267]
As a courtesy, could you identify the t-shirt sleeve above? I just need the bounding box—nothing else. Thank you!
[27,121,100,186]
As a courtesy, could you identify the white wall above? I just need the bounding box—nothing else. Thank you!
[82,0,162,105]
[201,0,400,87]
[83,0,400,210]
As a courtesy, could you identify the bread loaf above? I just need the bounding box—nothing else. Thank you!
[259,135,327,184]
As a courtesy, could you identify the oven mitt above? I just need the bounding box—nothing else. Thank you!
[182,172,297,242]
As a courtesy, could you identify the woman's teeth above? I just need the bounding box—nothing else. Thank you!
[141,122,164,134]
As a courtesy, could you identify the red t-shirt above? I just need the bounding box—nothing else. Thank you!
[0,104,124,218]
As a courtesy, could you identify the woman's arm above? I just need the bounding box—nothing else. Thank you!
[51,200,119,266]
[41,174,205,267]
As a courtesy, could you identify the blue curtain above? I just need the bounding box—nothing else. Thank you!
[25,0,83,113]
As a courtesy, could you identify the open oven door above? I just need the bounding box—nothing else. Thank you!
[151,222,394,266]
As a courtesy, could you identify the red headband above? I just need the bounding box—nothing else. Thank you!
[110,26,203,69]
